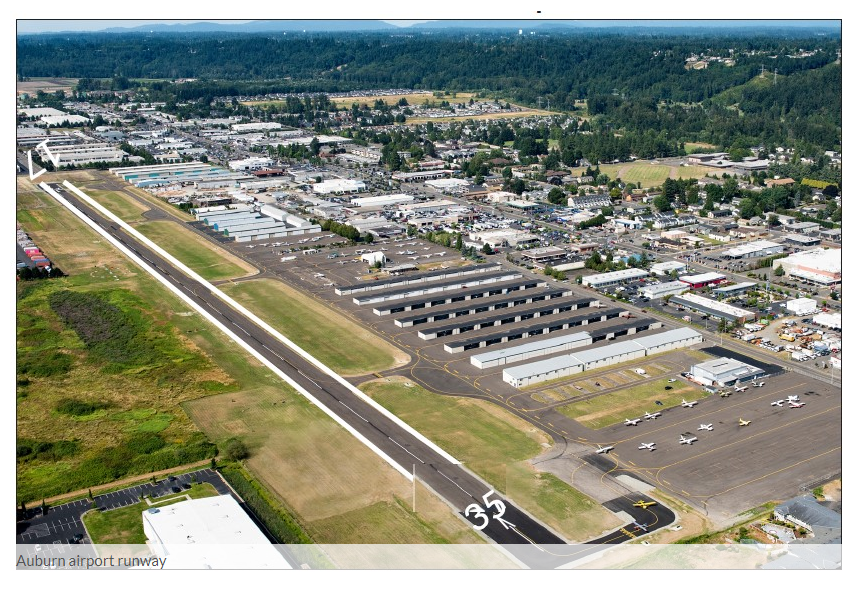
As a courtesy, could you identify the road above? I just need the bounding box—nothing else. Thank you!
[46,181,675,568]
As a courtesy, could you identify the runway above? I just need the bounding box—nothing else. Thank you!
[44,180,677,568]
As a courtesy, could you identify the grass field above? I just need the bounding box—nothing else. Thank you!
[17,78,78,95]
[557,378,711,429]
[244,91,492,109]
[81,188,149,223]
[83,483,219,544]
[361,378,619,541]
[406,108,556,124]
[220,278,407,376]
[135,220,258,281]
[600,161,713,188]
[684,142,719,154]
[18,179,478,544]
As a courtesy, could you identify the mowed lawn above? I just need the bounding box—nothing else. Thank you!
[83,483,220,544]
[361,378,619,541]
[221,278,407,376]
[601,161,712,188]
[135,220,257,281]
[82,188,149,223]
[558,379,711,429]
[184,384,481,544]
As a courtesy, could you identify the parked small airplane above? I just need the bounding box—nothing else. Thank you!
[624,418,641,426]
[681,399,698,408]
[789,401,805,408]
[697,423,714,431]
[632,521,648,532]
[638,442,656,451]
[734,385,748,392]
[667,378,677,383]
[739,418,751,426]
[633,500,656,508]
[771,400,785,407]
[643,411,661,420]
[719,391,732,398]
[752,381,765,388]
[788,395,799,402]
[679,435,698,445]
[595,445,614,454]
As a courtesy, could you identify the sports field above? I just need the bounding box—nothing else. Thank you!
[361,378,619,541]
[135,220,258,281]
[599,161,713,188]
[221,278,408,376]
[557,379,711,429]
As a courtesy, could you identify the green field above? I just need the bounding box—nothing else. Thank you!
[18,178,478,544]
[558,379,711,429]
[361,378,620,541]
[82,189,148,222]
[135,220,257,281]
[83,483,220,544]
[600,161,713,188]
[221,278,407,376]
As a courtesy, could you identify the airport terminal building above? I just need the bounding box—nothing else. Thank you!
[689,357,766,387]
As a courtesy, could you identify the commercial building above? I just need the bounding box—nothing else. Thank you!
[142,495,290,569]
[783,234,821,247]
[775,248,842,286]
[711,282,757,299]
[425,178,471,192]
[581,268,650,290]
[312,179,366,195]
[228,157,274,172]
[230,122,285,132]
[350,194,414,209]
[41,114,91,127]
[813,312,841,329]
[470,229,540,248]
[785,297,818,316]
[650,260,687,276]
[521,246,567,264]
[669,293,754,323]
[639,280,689,300]
[679,271,726,289]
[502,327,702,388]
[722,240,784,259]
[689,357,766,387]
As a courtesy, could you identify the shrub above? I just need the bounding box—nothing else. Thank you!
[222,437,250,461]
[125,432,166,455]
[16,350,73,378]
[55,398,114,417]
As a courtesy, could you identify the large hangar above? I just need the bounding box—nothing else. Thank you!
[502,327,702,388]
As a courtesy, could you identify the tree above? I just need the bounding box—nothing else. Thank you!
[482,242,493,255]
[222,437,249,461]
[364,233,374,244]
[774,265,785,277]
[547,187,566,206]
[455,233,463,251]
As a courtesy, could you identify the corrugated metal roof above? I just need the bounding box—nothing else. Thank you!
[630,327,701,349]
[471,331,591,364]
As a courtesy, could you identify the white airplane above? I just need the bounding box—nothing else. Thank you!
[681,399,698,408]
[313,273,325,278]
[752,381,765,388]
[789,401,806,408]
[408,256,419,260]
[667,378,677,383]
[788,395,799,402]
[638,442,656,451]
[643,411,661,420]
[734,385,748,392]
[632,521,648,532]
[697,423,714,431]
[422,254,432,259]
[405,250,416,255]
[739,418,751,426]
[624,418,641,426]
[423,247,431,250]
[397,251,405,255]
[595,445,614,454]
[771,400,785,407]
[245,245,256,249]
[679,435,698,445]
[435,252,445,257]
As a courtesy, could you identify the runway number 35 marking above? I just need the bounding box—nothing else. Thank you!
[465,490,516,531]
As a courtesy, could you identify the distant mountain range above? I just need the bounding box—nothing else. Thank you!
[23,19,841,35]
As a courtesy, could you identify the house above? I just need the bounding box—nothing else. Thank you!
[773,495,841,544]
[765,178,796,188]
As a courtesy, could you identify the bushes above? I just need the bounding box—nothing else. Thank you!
[219,464,312,545]
[55,398,115,417]
[221,437,249,461]
[125,432,166,455]
[16,350,73,378]
[17,439,81,461]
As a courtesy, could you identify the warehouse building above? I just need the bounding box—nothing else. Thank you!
[581,268,650,289]
[813,312,841,329]
[337,263,500,296]
[312,179,366,195]
[639,280,689,300]
[142,495,289,569]
[228,157,274,172]
[350,193,415,209]
[775,248,842,286]
[443,309,640,354]
[669,293,755,323]
[785,297,818,316]
[689,357,765,387]
[471,331,592,369]
[502,327,702,388]
[372,278,548,315]
[230,122,284,133]
[679,271,726,289]
[722,240,784,259]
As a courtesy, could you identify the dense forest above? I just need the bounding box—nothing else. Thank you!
[17,30,841,149]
